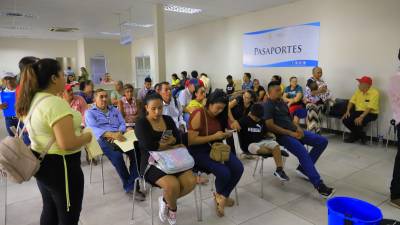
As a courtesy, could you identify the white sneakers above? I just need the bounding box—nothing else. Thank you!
[158,196,167,223]
[158,196,177,225]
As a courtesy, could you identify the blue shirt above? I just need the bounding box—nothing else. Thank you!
[85,105,126,140]
[284,85,303,99]
[242,81,253,91]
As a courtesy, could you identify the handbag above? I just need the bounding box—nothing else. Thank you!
[203,109,231,162]
[0,96,54,183]
[148,146,194,174]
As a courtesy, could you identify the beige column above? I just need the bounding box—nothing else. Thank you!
[153,3,166,82]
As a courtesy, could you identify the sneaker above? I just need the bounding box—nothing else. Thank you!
[167,209,177,225]
[317,183,336,199]
[390,199,400,209]
[295,168,309,180]
[273,169,290,181]
[158,196,167,223]
[134,190,146,202]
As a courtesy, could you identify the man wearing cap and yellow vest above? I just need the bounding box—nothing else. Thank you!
[342,76,379,144]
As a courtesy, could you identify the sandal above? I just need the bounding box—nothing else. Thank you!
[213,192,225,217]
[225,197,235,207]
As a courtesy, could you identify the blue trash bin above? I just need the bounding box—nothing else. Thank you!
[327,197,383,225]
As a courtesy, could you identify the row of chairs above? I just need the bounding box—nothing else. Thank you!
[88,132,290,225]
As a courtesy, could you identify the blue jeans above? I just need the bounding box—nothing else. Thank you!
[277,131,328,188]
[98,138,138,193]
[5,116,31,145]
[190,146,244,197]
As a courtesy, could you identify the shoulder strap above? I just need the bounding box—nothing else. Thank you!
[17,95,55,160]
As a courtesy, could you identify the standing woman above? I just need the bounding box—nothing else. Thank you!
[188,89,244,217]
[117,84,139,129]
[16,58,92,225]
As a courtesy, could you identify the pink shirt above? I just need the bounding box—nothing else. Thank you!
[70,95,88,124]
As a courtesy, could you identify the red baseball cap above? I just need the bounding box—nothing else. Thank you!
[356,76,372,85]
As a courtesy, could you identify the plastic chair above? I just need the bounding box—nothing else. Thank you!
[89,153,105,195]
[131,141,200,225]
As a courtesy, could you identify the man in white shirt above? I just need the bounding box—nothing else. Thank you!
[178,78,198,113]
[159,82,186,131]
[137,77,153,101]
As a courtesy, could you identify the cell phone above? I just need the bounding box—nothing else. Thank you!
[161,130,173,139]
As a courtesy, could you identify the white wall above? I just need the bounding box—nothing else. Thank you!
[131,0,400,137]
[0,37,77,74]
[83,38,132,83]
[0,37,133,83]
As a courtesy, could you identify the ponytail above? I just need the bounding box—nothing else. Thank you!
[16,58,61,117]
[16,64,39,117]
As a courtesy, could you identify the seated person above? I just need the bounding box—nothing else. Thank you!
[226,75,235,95]
[271,75,284,93]
[117,84,138,129]
[264,81,335,198]
[283,76,304,114]
[187,86,206,114]
[342,76,379,144]
[238,104,289,181]
[135,93,196,225]
[241,73,253,91]
[77,80,95,104]
[137,77,153,101]
[158,82,186,132]
[188,89,244,217]
[62,84,88,124]
[252,79,266,102]
[111,81,124,107]
[85,89,144,200]
[304,79,324,133]
[178,79,198,113]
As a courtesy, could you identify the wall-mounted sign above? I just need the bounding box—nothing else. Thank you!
[243,22,320,67]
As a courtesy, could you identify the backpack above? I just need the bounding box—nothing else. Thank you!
[0,96,54,183]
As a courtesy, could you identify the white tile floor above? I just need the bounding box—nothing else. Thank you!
[1,127,400,225]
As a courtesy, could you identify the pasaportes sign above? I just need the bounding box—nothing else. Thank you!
[243,22,320,67]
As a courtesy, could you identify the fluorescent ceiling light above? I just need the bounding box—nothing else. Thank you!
[164,4,202,14]
[0,25,32,30]
[99,31,120,36]
[121,22,153,28]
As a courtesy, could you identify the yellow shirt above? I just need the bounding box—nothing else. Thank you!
[187,99,204,110]
[350,87,380,114]
[27,92,83,155]
[171,78,180,86]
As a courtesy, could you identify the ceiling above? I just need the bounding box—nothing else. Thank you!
[0,0,298,40]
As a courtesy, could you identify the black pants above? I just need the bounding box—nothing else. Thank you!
[342,110,377,139]
[391,124,400,200]
[34,152,84,225]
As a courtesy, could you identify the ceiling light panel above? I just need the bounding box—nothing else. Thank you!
[164,4,202,14]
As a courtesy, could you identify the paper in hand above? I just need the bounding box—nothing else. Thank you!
[114,130,137,152]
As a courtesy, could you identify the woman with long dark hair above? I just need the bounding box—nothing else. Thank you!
[16,58,92,225]
[77,80,94,104]
[188,89,244,217]
[135,92,196,225]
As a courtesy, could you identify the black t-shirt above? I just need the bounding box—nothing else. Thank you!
[134,115,181,174]
[226,83,235,95]
[263,99,297,132]
[232,96,253,120]
[238,116,267,151]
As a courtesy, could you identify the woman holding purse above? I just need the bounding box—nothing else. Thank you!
[135,92,196,225]
[188,89,244,217]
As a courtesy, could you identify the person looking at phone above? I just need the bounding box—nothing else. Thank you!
[135,92,196,225]
[188,89,244,217]
[85,89,145,200]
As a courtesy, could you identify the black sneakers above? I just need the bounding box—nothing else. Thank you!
[317,183,335,199]
[273,168,290,181]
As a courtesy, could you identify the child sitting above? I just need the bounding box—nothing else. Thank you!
[238,104,289,181]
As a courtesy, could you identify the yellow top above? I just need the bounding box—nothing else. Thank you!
[350,87,380,114]
[171,78,180,86]
[28,92,83,155]
[187,99,204,111]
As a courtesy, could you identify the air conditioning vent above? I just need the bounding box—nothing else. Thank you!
[0,11,36,19]
[49,27,79,32]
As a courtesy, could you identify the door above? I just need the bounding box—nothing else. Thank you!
[135,56,151,88]
[90,56,107,84]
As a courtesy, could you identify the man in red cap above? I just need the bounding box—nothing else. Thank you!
[342,76,380,144]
